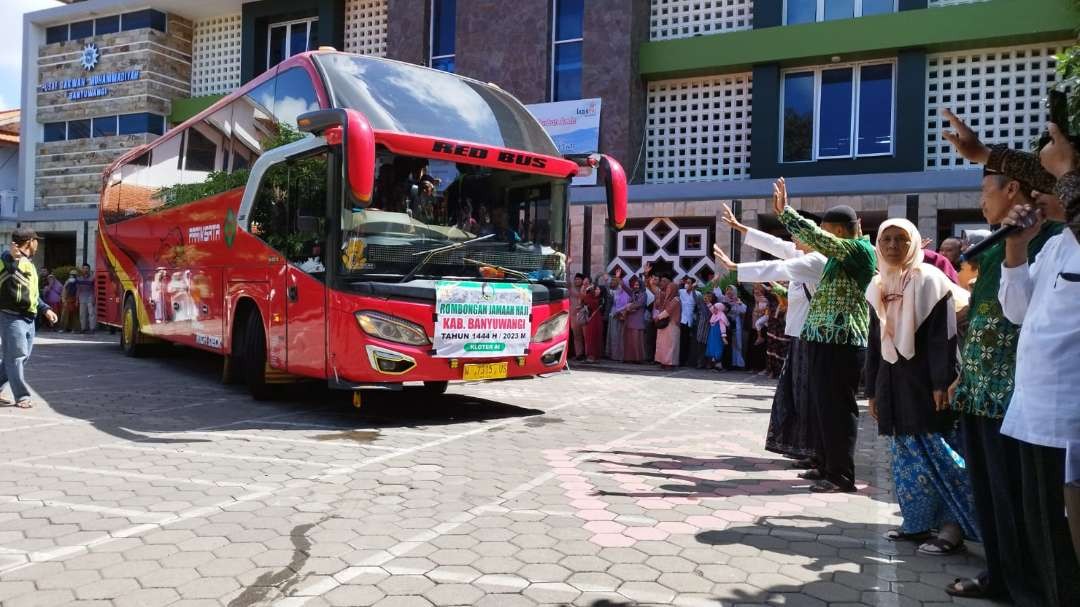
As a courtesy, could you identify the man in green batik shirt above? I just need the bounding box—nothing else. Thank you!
[938,110,1079,605]
[775,178,877,493]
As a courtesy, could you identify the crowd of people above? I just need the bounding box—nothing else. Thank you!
[37,264,95,334]
[567,262,789,376]
[570,110,1080,606]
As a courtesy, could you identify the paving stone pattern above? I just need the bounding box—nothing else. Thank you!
[0,335,998,606]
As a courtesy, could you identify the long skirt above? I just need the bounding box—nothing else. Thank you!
[891,432,980,540]
[654,322,680,367]
[584,314,603,360]
[623,327,645,362]
[765,319,789,378]
[729,318,746,369]
[765,338,815,459]
[705,324,725,360]
[608,315,625,361]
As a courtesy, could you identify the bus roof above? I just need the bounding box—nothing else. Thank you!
[105,52,564,179]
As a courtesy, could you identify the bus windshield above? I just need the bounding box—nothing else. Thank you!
[339,149,568,282]
[315,53,561,157]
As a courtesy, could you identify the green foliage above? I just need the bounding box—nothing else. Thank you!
[50,265,79,282]
[153,123,308,208]
[1054,43,1080,136]
[155,169,250,208]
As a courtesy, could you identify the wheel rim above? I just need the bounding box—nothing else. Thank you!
[122,308,133,347]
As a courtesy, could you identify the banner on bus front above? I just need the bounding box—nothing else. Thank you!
[434,281,532,358]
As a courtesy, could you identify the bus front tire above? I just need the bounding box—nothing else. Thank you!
[422,381,449,396]
[241,312,272,401]
[120,297,147,358]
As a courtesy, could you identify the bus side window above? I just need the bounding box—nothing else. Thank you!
[249,151,329,273]
[233,75,277,165]
[113,149,155,222]
[272,67,321,129]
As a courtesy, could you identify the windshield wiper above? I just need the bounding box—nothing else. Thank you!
[398,233,496,283]
[462,257,532,282]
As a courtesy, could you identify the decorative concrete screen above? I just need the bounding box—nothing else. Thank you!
[646,73,752,184]
[344,0,388,57]
[650,0,753,41]
[190,15,242,97]
[928,0,990,6]
[925,42,1064,170]
[607,218,717,282]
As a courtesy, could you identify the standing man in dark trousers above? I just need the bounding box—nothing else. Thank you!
[938,109,1079,605]
[776,179,876,493]
[0,228,58,409]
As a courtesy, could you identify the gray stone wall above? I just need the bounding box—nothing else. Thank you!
[583,0,649,181]
[386,0,428,66]
[454,0,550,105]
[33,14,192,211]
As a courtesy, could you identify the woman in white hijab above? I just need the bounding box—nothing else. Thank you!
[865,218,979,556]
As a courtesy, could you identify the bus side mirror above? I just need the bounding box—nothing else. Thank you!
[297,108,376,207]
[598,155,627,231]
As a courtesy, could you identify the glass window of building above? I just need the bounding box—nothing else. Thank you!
[551,0,584,102]
[781,61,894,163]
[118,113,165,136]
[95,15,120,36]
[430,0,456,73]
[69,20,94,41]
[93,116,118,138]
[45,25,67,44]
[267,18,318,70]
[121,9,167,33]
[43,122,66,143]
[67,119,91,141]
[784,0,895,24]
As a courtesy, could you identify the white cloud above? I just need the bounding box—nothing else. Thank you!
[0,0,63,109]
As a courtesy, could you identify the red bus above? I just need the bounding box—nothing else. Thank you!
[96,51,627,401]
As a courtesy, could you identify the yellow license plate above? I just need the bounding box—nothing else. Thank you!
[462,362,508,381]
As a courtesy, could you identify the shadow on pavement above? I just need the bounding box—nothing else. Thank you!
[27,338,544,444]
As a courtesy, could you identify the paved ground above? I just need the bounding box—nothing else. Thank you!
[0,334,999,606]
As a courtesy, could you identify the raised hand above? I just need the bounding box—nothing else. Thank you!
[712,243,737,271]
[940,109,991,164]
[1002,203,1045,247]
[921,237,932,250]
[720,203,747,234]
[772,178,788,216]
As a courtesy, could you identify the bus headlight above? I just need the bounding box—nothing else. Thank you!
[355,311,430,346]
[531,312,568,343]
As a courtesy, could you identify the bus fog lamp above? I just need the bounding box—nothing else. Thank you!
[355,311,430,346]
[540,343,565,366]
[531,312,568,343]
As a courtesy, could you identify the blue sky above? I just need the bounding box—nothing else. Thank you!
[0,0,63,110]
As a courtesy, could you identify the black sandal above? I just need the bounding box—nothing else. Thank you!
[945,577,991,598]
[798,469,824,481]
[809,480,856,493]
[883,529,932,543]
[918,537,966,556]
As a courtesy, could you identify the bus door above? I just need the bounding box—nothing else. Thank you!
[282,151,331,379]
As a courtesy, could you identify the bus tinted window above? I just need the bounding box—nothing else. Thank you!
[232,76,277,164]
[315,54,559,156]
[183,128,217,173]
[273,68,320,128]
[249,151,330,268]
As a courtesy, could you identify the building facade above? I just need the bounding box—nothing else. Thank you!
[15,0,1076,278]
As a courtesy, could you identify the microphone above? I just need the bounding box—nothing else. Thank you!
[960,225,1017,262]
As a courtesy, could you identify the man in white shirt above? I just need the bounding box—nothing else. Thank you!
[999,121,1080,577]
[714,203,827,469]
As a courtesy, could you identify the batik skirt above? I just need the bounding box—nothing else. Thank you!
[891,432,980,541]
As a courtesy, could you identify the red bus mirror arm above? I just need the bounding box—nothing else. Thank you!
[598,154,628,231]
[297,108,376,206]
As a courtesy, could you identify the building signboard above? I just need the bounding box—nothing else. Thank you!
[525,98,602,186]
[38,43,142,101]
